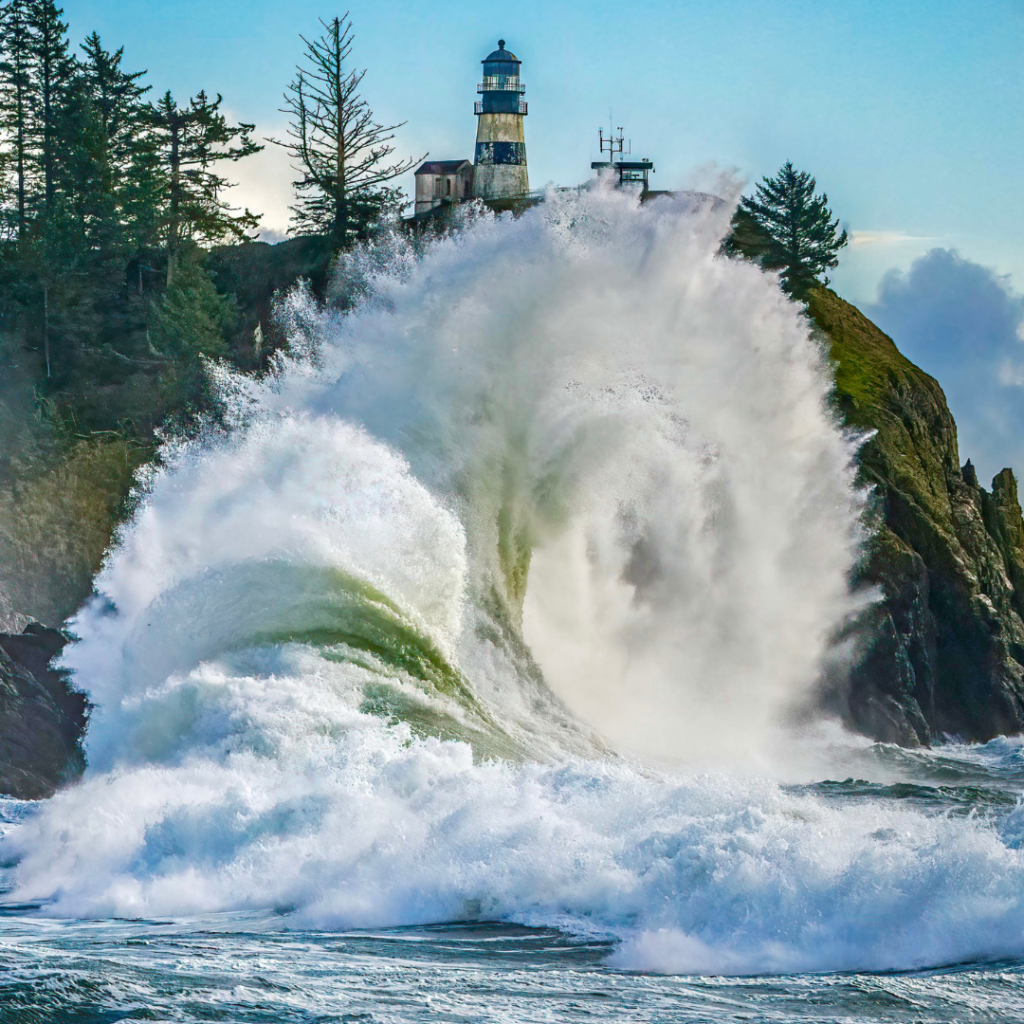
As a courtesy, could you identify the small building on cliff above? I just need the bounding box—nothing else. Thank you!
[414,160,474,216]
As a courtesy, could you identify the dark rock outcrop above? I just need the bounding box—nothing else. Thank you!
[810,288,1024,745]
[0,623,86,799]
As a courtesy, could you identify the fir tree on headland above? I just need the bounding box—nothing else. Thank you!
[27,0,73,217]
[726,161,848,298]
[0,0,32,236]
[76,33,151,260]
[271,13,422,250]
[150,90,262,286]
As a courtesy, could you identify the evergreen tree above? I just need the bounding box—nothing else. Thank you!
[0,0,34,236]
[150,89,262,285]
[152,245,234,417]
[25,0,73,215]
[152,247,232,361]
[118,127,163,260]
[728,161,848,297]
[77,33,150,256]
[23,19,86,378]
[272,14,419,249]
[13,0,86,382]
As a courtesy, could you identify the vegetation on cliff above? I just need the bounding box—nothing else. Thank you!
[0,4,413,627]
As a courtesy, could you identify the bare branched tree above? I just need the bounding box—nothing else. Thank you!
[272,14,422,249]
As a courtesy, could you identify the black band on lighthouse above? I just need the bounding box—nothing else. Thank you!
[475,142,526,166]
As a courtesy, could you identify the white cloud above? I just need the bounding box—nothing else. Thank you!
[850,230,939,247]
[220,118,296,241]
[997,359,1024,388]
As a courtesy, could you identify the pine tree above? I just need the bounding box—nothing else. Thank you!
[272,14,420,249]
[77,32,150,256]
[0,0,35,236]
[56,40,155,370]
[150,89,262,285]
[152,246,234,417]
[20,2,90,381]
[25,0,73,215]
[728,161,848,297]
[152,247,232,360]
[118,128,163,259]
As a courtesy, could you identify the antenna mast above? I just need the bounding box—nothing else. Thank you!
[598,126,625,164]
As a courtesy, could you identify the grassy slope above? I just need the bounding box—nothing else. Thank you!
[808,287,960,534]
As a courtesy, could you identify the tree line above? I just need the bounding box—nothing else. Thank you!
[0,5,421,624]
[0,4,416,440]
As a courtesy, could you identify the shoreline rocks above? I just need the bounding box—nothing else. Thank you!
[0,623,87,799]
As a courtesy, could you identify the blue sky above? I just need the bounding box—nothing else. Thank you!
[869,250,1024,486]
[64,0,1024,477]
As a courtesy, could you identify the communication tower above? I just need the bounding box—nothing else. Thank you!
[591,126,654,191]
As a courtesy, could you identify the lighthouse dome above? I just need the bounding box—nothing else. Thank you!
[483,40,520,64]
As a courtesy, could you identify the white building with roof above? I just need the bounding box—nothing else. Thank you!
[413,159,475,216]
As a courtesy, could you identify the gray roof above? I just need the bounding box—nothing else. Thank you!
[415,160,472,175]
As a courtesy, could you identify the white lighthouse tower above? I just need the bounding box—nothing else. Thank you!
[472,40,529,200]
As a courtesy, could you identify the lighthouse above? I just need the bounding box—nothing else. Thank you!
[472,40,529,200]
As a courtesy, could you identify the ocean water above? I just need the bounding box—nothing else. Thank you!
[3,185,1024,1021]
[4,738,1024,1021]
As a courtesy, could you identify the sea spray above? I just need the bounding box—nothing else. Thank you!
[248,182,867,762]
[13,183,1023,975]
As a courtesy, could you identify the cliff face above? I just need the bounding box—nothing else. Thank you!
[810,288,1024,745]
[0,624,86,799]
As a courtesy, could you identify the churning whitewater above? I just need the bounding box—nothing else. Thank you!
[7,185,1024,979]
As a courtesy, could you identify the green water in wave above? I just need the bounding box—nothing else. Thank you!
[244,567,531,761]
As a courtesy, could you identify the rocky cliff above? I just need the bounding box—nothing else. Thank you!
[0,623,86,799]
[811,287,1024,745]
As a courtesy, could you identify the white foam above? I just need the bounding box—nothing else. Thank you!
[9,712,1024,974]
